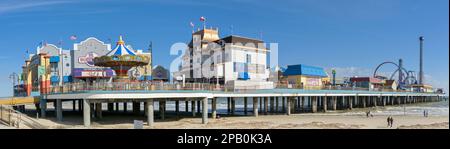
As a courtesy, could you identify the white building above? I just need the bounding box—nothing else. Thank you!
[175,28,273,89]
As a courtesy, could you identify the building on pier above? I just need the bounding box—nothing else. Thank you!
[349,77,384,90]
[19,37,153,96]
[174,28,273,89]
[283,64,328,89]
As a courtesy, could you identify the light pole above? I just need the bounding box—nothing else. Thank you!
[60,52,66,92]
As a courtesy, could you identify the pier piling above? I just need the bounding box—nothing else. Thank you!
[147,99,154,127]
[83,99,90,127]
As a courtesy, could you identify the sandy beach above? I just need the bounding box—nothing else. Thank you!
[28,113,448,129]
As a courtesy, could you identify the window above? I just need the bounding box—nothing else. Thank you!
[246,54,251,63]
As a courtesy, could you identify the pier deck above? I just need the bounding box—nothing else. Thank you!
[39,89,444,127]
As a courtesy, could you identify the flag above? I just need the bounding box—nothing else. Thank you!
[200,16,206,22]
[190,21,194,28]
[69,35,77,40]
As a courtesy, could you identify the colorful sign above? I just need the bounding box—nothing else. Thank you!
[306,78,320,86]
[38,66,45,75]
[78,52,98,67]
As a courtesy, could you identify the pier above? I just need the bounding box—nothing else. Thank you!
[40,88,445,127]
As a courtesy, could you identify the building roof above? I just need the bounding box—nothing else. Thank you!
[283,64,328,77]
[216,35,263,46]
[349,77,383,83]
[385,80,397,86]
[106,36,136,56]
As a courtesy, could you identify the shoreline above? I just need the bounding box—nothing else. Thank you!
[28,113,448,129]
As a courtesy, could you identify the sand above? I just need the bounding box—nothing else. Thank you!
[25,113,449,129]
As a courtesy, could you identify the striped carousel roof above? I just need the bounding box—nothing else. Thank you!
[106,36,136,56]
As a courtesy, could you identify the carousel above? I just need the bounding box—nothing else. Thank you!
[94,36,149,82]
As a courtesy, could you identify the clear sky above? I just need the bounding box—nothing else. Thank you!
[0,0,448,96]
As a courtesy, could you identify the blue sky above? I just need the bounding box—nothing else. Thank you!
[0,0,448,96]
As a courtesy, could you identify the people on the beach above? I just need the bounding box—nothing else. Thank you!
[387,116,394,128]
[386,116,390,127]
[389,116,394,128]
[366,110,373,118]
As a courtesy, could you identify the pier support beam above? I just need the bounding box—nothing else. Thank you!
[79,100,83,112]
[276,97,279,113]
[133,102,140,115]
[362,96,366,108]
[300,97,304,112]
[270,97,274,113]
[83,99,90,127]
[332,96,337,110]
[348,96,353,110]
[95,103,102,119]
[212,98,217,119]
[115,102,118,112]
[253,97,259,117]
[108,103,114,112]
[372,96,378,107]
[293,97,297,113]
[286,97,291,115]
[144,102,148,116]
[197,100,201,114]
[312,97,317,113]
[185,101,189,112]
[227,98,231,113]
[40,98,47,118]
[231,98,235,115]
[282,97,285,112]
[56,99,62,122]
[244,97,248,115]
[202,97,208,124]
[323,96,327,112]
[123,102,127,112]
[73,100,76,111]
[160,101,165,120]
[147,99,154,126]
[175,100,179,117]
[264,97,268,115]
[191,100,196,117]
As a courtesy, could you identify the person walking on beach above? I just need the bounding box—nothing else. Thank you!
[389,117,394,128]
[423,110,427,117]
[387,116,391,127]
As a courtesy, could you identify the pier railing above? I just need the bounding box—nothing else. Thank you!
[11,81,437,95]
[0,105,46,129]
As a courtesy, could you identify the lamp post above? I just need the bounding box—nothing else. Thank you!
[60,52,66,93]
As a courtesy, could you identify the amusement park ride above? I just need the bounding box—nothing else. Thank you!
[373,36,429,91]
[94,36,150,82]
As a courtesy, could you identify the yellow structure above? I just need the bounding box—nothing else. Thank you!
[410,84,434,93]
[0,96,39,105]
[283,64,329,90]
[22,52,52,96]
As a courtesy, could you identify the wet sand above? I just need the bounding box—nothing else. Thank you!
[30,113,448,129]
